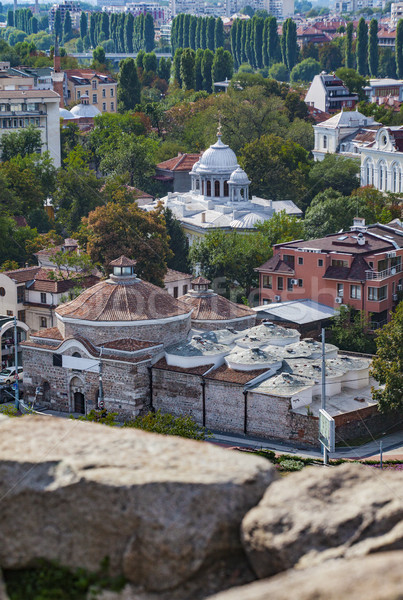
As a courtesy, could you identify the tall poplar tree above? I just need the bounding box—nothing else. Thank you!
[356,17,368,75]
[262,17,269,67]
[368,18,378,77]
[124,13,134,54]
[207,16,215,51]
[180,47,195,89]
[144,13,154,52]
[201,48,214,92]
[230,19,238,69]
[285,18,298,71]
[201,17,207,49]
[190,15,197,50]
[173,47,183,86]
[214,17,224,50]
[253,16,264,69]
[345,22,354,69]
[281,18,287,66]
[63,10,72,43]
[396,19,403,78]
[54,9,62,39]
[183,13,191,48]
[195,17,202,50]
[117,57,141,111]
[80,11,87,40]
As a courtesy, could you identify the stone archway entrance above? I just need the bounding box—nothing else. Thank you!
[70,376,85,414]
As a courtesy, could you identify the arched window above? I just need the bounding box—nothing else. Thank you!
[214,180,220,197]
[206,180,211,197]
[72,352,81,358]
[393,164,398,193]
[378,160,387,191]
[365,159,374,186]
[224,181,229,196]
[323,135,327,149]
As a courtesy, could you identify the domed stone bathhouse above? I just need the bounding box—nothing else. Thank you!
[22,257,192,419]
[178,277,256,331]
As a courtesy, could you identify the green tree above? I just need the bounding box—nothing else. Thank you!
[92,45,105,64]
[253,16,264,69]
[368,18,379,77]
[124,12,134,53]
[0,124,41,161]
[268,62,289,81]
[62,10,72,43]
[54,8,62,39]
[190,229,271,299]
[319,42,343,71]
[194,48,204,91]
[304,188,376,238]
[214,17,224,51]
[239,133,311,206]
[212,47,233,82]
[335,67,367,101]
[356,17,368,75]
[125,409,210,440]
[164,207,190,273]
[285,18,298,70]
[7,10,13,27]
[143,51,157,72]
[80,11,87,40]
[117,57,141,111]
[79,202,171,286]
[189,15,197,50]
[180,47,195,90]
[207,16,215,51]
[99,134,157,190]
[308,154,361,199]
[345,21,354,69]
[201,48,214,92]
[290,57,320,82]
[254,210,305,245]
[136,48,145,69]
[173,47,183,86]
[330,306,376,354]
[143,12,154,52]
[371,302,403,412]
[396,19,403,78]
[157,56,171,81]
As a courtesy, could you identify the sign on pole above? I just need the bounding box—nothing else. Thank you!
[319,408,335,453]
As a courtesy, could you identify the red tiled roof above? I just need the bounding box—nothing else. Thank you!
[256,255,295,274]
[152,357,213,375]
[3,266,40,283]
[164,268,193,284]
[204,364,267,384]
[56,278,191,322]
[109,256,136,267]
[191,276,211,285]
[31,327,63,340]
[157,153,202,172]
[102,338,158,351]
[30,270,99,293]
[178,292,255,321]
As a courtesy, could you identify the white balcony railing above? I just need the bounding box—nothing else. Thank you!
[365,264,402,280]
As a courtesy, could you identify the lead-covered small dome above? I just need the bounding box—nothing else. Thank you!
[228,167,250,185]
[196,134,238,173]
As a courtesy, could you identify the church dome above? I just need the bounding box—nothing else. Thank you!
[228,167,250,185]
[230,212,267,229]
[196,134,238,173]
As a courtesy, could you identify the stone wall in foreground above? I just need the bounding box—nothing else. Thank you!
[0,415,402,600]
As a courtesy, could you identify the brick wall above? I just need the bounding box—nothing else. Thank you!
[152,368,203,422]
[62,315,191,347]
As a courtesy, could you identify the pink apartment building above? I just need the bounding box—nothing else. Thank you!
[257,218,403,329]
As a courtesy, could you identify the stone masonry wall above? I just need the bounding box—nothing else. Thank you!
[193,316,256,332]
[204,380,245,434]
[152,368,203,422]
[62,314,191,347]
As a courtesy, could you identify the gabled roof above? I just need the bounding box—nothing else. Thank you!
[157,153,202,172]
[164,268,193,284]
[256,254,294,274]
[109,256,136,267]
[3,266,40,283]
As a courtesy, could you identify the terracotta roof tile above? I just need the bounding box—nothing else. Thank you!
[157,153,202,172]
[3,266,40,283]
[256,255,294,274]
[152,357,213,376]
[204,364,267,384]
[164,268,193,283]
[56,278,191,322]
[191,276,211,285]
[178,292,255,321]
[31,327,63,340]
[29,270,99,293]
[109,256,136,267]
[102,338,159,351]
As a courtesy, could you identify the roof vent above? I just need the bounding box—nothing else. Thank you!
[351,217,366,232]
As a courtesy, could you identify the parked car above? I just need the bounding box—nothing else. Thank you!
[0,366,23,384]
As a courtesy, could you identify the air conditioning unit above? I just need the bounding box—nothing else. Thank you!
[291,279,299,285]
[387,251,396,258]
[335,297,343,304]
[274,295,281,302]
[393,293,398,301]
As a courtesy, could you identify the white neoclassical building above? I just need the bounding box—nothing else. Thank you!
[360,126,403,193]
[312,109,380,162]
[144,129,302,245]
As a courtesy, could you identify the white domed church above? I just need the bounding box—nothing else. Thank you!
[144,128,302,244]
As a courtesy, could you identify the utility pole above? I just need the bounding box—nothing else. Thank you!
[321,327,328,465]
[98,346,104,410]
[13,316,19,411]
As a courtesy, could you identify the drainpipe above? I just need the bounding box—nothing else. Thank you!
[361,280,365,314]
[243,390,248,435]
[201,379,206,427]
[148,367,154,412]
